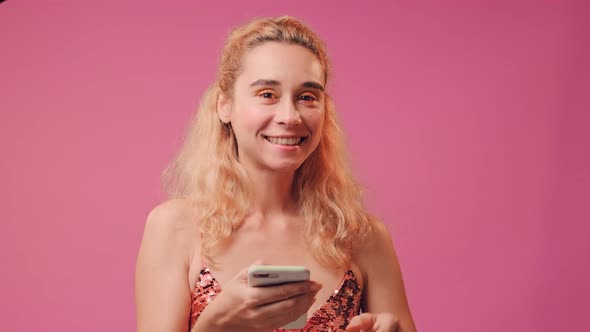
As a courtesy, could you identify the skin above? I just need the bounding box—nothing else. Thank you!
[217,42,326,214]
[135,42,417,332]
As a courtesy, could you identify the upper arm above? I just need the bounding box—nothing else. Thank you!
[357,219,417,332]
[135,199,198,332]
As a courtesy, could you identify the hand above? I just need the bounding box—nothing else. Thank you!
[346,312,400,332]
[194,262,322,332]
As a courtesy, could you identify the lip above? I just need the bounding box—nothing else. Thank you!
[262,134,308,150]
[265,140,300,151]
[262,134,308,139]
[262,134,309,143]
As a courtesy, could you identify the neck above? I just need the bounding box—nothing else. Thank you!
[244,167,298,218]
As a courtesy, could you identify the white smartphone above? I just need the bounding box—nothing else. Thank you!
[247,265,310,329]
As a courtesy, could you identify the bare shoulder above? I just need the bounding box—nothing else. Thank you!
[356,217,395,266]
[135,198,200,332]
[138,198,200,269]
[145,198,199,232]
[367,217,391,245]
[354,217,417,331]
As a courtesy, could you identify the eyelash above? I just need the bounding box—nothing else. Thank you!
[299,95,317,102]
[259,91,276,99]
[257,91,317,102]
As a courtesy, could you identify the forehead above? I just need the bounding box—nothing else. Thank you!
[237,42,325,87]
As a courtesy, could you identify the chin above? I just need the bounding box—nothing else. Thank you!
[265,160,305,173]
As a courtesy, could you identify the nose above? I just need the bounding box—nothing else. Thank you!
[274,100,302,126]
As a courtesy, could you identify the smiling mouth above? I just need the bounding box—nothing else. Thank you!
[263,135,308,146]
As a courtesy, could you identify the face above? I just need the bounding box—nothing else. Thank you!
[219,42,326,173]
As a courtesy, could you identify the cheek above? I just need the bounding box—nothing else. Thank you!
[234,108,268,131]
[305,110,325,133]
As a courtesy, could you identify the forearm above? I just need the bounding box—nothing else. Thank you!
[190,305,233,332]
[190,311,223,332]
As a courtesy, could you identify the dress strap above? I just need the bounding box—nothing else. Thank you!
[198,231,208,269]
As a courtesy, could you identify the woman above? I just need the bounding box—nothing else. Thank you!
[135,16,417,332]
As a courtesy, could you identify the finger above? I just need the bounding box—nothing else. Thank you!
[254,280,321,305]
[234,259,266,283]
[346,313,377,332]
[376,313,400,332]
[254,291,317,328]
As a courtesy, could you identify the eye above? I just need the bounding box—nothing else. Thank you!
[257,90,277,99]
[298,94,317,102]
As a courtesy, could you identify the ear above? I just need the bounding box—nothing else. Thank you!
[216,93,232,124]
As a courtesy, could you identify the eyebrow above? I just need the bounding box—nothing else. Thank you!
[249,79,325,92]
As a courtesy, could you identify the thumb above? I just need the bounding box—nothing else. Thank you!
[235,259,265,282]
[346,313,376,332]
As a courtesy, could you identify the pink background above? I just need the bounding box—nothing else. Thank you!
[1,1,588,331]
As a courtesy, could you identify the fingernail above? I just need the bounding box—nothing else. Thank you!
[311,283,322,291]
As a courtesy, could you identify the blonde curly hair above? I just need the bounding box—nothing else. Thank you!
[162,16,373,268]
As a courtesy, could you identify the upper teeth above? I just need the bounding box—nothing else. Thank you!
[265,136,303,145]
